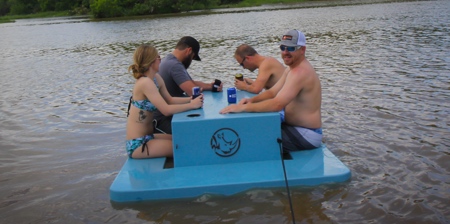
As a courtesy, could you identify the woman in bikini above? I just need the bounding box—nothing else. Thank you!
[126,44,203,159]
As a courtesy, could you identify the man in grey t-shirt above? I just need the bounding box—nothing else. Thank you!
[153,36,223,134]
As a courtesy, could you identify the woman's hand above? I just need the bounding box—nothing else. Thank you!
[191,94,204,109]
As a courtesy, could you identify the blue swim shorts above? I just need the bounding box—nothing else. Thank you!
[281,123,322,151]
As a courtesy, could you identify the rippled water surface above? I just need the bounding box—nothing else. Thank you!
[0,0,449,223]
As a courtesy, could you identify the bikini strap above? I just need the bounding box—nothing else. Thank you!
[153,77,159,89]
[141,141,149,156]
[127,96,132,117]
[141,135,152,156]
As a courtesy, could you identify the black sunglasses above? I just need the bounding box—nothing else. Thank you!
[280,45,301,52]
[240,57,246,67]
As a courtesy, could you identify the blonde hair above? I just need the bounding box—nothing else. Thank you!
[128,44,158,79]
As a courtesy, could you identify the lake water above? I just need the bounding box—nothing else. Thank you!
[0,0,449,223]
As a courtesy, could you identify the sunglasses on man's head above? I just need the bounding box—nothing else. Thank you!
[280,45,300,52]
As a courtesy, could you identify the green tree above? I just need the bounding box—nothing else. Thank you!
[2,0,243,17]
[38,0,55,11]
[220,0,240,3]
[8,0,39,15]
[37,0,86,12]
[0,0,10,16]
[90,0,122,18]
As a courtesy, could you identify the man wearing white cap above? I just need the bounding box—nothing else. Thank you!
[220,29,323,151]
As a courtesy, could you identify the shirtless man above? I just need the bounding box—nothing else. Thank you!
[220,29,322,151]
[234,44,285,93]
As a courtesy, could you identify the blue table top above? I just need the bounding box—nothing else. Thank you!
[173,90,276,121]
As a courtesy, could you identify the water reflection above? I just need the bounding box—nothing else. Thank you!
[110,185,348,223]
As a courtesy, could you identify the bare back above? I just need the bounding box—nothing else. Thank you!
[126,78,156,140]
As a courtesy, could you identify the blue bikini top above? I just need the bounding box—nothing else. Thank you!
[127,77,160,116]
[131,98,157,112]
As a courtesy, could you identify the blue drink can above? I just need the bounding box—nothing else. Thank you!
[227,87,237,104]
[192,86,200,99]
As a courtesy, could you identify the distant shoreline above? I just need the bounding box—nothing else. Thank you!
[0,0,421,23]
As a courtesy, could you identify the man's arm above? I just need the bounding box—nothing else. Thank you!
[157,74,191,104]
[247,68,287,103]
[243,61,274,93]
[221,69,293,114]
[179,80,222,96]
[179,80,198,96]
[244,78,254,85]
[245,71,300,112]
[169,64,196,96]
[221,89,287,114]
[194,80,214,91]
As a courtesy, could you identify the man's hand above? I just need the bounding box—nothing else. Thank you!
[238,98,251,105]
[211,81,223,92]
[234,79,248,91]
[219,104,245,114]
[244,78,254,85]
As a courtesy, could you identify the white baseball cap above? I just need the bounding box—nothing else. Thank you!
[279,29,306,47]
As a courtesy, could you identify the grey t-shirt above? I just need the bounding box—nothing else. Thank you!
[154,53,192,120]
[159,53,193,97]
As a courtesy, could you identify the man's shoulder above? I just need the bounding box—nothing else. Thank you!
[265,56,282,64]
[261,56,283,69]
[161,54,178,66]
[290,60,317,81]
[160,54,183,77]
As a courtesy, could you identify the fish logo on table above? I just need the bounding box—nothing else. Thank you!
[210,128,240,157]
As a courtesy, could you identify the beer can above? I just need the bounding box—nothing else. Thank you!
[235,73,244,81]
[227,87,237,104]
[192,86,200,99]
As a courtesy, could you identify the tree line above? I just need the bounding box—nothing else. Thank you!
[0,0,243,18]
